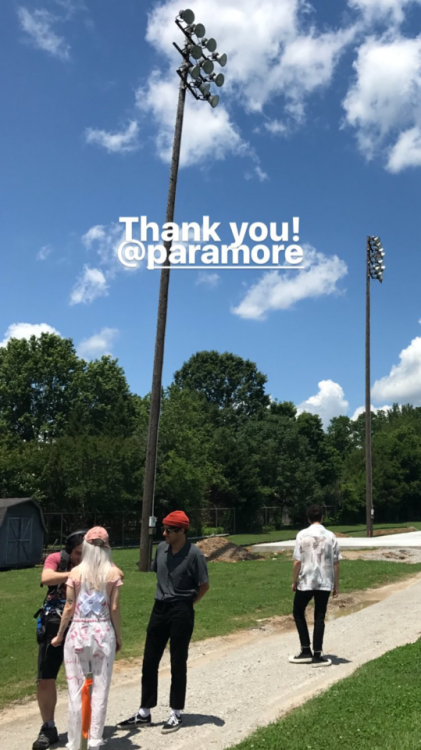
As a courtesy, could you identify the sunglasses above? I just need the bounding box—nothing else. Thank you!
[162,526,182,534]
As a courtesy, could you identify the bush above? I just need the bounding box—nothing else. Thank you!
[201,526,225,536]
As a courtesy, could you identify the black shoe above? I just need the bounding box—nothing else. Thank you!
[312,655,332,667]
[118,711,152,727]
[161,713,183,734]
[289,650,313,664]
[32,724,59,750]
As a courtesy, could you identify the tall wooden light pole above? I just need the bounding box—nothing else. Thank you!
[365,236,385,538]
[138,8,228,571]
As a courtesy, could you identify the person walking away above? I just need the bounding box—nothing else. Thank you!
[289,504,341,667]
[51,527,123,750]
[33,530,85,750]
[119,510,209,734]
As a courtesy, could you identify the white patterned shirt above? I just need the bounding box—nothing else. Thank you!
[293,524,341,591]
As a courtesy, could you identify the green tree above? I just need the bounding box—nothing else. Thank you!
[173,350,270,416]
[0,334,82,442]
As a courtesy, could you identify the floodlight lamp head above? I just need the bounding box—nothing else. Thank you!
[204,37,217,52]
[210,72,225,86]
[207,93,219,108]
[198,81,210,95]
[193,23,206,38]
[179,9,195,24]
[212,52,227,67]
[190,64,201,79]
[201,58,214,74]
[188,44,203,59]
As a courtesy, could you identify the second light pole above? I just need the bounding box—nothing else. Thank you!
[365,235,385,538]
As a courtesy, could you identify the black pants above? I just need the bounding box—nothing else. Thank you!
[293,590,330,653]
[141,600,195,711]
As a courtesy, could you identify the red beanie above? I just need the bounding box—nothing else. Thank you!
[162,511,190,529]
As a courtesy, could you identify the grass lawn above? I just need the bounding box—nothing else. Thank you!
[229,522,421,547]
[227,638,421,750]
[1,552,420,709]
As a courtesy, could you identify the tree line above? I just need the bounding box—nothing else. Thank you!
[0,334,420,533]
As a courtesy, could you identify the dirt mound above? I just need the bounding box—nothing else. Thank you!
[196,536,256,563]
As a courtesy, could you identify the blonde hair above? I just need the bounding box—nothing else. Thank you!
[79,539,113,592]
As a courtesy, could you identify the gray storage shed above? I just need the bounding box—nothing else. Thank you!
[0,498,47,569]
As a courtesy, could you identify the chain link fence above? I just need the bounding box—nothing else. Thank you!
[42,506,292,551]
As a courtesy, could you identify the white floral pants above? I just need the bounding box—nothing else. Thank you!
[64,619,116,750]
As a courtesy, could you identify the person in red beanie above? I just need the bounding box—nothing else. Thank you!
[118,510,209,734]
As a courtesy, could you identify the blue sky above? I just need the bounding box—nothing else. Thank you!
[2,0,421,426]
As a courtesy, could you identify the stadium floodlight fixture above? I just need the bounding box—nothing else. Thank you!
[188,43,203,59]
[190,65,201,79]
[209,72,225,86]
[212,52,227,66]
[206,93,220,108]
[198,81,211,95]
[200,58,214,74]
[203,37,217,52]
[192,23,206,37]
[179,8,195,24]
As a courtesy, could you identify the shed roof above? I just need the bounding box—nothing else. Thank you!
[0,498,47,532]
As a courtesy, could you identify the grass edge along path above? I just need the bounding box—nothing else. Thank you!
[226,638,421,750]
[1,553,421,709]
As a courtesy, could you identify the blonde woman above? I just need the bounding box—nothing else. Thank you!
[51,527,123,749]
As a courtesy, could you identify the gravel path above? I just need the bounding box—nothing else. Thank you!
[2,574,421,750]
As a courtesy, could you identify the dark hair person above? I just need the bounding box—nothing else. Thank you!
[119,511,210,734]
[289,505,341,667]
[51,527,123,750]
[33,531,85,750]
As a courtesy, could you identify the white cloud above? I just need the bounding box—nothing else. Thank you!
[371,333,421,404]
[85,121,139,153]
[264,119,288,136]
[0,322,61,347]
[231,246,347,320]
[343,35,421,170]
[347,0,418,23]
[387,126,421,172]
[78,327,119,359]
[69,266,108,305]
[146,1,356,113]
[81,222,132,277]
[255,165,269,181]
[297,379,349,428]
[138,1,357,167]
[37,244,53,261]
[195,272,221,288]
[17,7,70,60]
[351,404,392,420]
[135,72,248,168]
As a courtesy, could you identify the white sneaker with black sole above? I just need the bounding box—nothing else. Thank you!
[289,650,313,664]
[161,713,182,734]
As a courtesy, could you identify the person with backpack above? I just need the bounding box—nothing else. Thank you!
[289,504,341,667]
[50,526,123,750]
[33,530,86,750]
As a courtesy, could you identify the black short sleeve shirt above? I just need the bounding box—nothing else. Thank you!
[152,540,209,602]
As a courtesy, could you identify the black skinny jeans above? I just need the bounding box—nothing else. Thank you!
[141,600,195,711]
[293,589,330,653]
